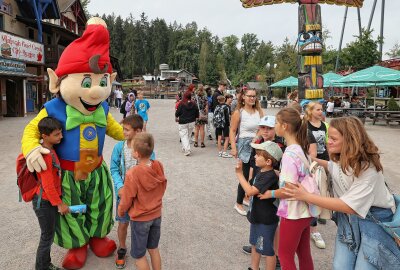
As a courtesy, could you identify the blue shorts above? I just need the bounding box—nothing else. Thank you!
[116,197,130,224]
[130,217,161,259]
[249,223,278,256]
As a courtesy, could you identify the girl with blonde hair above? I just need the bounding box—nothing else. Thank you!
[304,101,329,249]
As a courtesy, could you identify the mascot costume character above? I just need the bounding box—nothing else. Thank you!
[21,17,124,269]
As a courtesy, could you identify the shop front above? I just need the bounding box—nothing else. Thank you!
[0,31,44,118]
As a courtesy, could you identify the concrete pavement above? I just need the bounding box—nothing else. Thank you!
[0,99,399,269]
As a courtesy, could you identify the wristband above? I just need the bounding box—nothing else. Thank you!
[271,190,275,199]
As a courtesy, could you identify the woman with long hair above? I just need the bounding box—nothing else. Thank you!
[230,88,264,216]
[258,107,314,270]
[193,85,208,148]
[284,117,399,269]
[175,90,199,156]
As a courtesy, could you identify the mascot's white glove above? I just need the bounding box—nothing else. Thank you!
[26,146,50,172]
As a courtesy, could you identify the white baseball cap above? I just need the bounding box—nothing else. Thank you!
[258,115,276,128]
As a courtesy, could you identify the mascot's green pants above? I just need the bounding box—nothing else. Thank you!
[54,162,114,249]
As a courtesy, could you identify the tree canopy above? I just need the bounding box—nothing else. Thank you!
[98,13,384,85]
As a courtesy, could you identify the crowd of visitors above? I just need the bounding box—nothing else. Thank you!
[172,82,400,270]
[28,81,399,270]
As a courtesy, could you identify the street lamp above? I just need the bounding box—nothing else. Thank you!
[265,63,277,100]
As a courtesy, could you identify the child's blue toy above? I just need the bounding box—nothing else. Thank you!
[69,205,87,214]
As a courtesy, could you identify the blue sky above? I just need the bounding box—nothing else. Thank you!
[88,0,399,60]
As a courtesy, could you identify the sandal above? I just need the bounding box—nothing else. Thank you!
[201,143,205,148]
[115,248,127,269]
[194,142,198,147]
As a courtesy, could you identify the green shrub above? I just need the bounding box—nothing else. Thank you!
[387,97,400,111]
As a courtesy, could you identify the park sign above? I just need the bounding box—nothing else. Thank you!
[0,57,26,73]
[0,31,44,64]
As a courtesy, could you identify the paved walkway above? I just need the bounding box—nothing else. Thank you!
[0,99,399,269]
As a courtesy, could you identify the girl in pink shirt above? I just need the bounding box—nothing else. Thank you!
[259,107,314,270]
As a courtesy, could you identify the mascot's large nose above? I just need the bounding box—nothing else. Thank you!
[88,86,104,100]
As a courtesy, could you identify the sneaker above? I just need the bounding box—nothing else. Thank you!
[222,152,233,158]
[234,204,247,216]
[276,256,281,268]
[242,245,251,255]
[115,248,127,269]
[242,199,250,207]
[317,218,327,225]
[184,150,191,156]
[311,232,326,249]
[208,135,213,140]
[242,245,266,258]
[218,151,223,157]
[48,263,63,270]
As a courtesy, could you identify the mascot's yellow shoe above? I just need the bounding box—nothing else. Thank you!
[62,244,88,270]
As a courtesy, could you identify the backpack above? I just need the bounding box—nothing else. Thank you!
[288,150,332,218]
[213,105,226,128]
[16,152,60,209]
[120,100,127,114]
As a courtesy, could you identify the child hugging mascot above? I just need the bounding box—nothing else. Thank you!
[21,17,124,269]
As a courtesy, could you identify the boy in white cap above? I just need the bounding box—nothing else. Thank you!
[235,141,283,270]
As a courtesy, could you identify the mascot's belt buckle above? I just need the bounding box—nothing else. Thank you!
[74,148,100,181]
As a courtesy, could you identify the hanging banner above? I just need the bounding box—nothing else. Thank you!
[0,31,44,64]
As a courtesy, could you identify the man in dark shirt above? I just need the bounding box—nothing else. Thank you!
[211,80,226,113]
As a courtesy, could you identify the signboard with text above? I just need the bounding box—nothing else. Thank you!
[0,31,44,64]
[0,57,26,73]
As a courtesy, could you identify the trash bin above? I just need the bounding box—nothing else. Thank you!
[260,100,268,108]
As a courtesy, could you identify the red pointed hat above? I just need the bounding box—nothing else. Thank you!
[55,17,112,77]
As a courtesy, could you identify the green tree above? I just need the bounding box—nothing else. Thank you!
[274,38,297,80]
[252,41,275,69]
[241,33,260,65]
[149,18,170,70]
[81,0,91,18]
[222,35,241,81]
[386,42,400,58]
[340,29,380,70]
[198,40,209,83]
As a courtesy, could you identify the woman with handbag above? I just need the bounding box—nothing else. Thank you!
[284,117,400,269]
[193,85,208,148]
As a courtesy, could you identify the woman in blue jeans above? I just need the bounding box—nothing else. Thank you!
[230,88,264,216]
[284,117,400,269]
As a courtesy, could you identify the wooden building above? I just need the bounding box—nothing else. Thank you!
[0,0,122,118]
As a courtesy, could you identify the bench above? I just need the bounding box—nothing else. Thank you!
[269,100,288,107]
[385,113,400,125]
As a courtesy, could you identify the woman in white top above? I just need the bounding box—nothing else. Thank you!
[284,117,399,269]
[230,88,264,215]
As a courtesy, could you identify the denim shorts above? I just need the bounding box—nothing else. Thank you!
[249,222,278,256]
[115,197,130,224]
[130,217,161,259]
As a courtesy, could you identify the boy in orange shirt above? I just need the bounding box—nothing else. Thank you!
[33,117,69,270]
[118,133,167,270]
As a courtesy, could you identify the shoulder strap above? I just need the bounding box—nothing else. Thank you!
[195,94,201,111]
